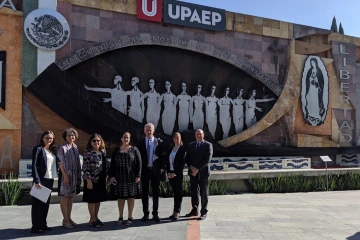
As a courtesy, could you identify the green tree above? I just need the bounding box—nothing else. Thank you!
[339,23,344,34]
[331,16,338,33]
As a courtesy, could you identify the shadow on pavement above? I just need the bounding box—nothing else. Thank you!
[347,232,360,240]
[0,216,197,239]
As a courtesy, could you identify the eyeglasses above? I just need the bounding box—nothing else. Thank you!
[92,139,101,143]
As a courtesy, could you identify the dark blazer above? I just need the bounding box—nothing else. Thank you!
[186,141,213,177]
[32,145,57,184]
[137,137,165,175]
[164,145,186,177]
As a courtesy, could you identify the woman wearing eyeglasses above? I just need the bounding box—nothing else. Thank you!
[82,133,108,228]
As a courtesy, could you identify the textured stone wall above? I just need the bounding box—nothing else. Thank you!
[0,7,23,174]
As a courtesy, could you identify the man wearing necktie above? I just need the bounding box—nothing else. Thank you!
[185,129,213,220]
[137,123,165,222]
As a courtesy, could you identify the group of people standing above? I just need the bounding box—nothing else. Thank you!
[84,76,276,139]
[31,123,213,234]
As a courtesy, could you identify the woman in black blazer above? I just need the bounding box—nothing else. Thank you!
[165,132,186,220]
[31,130,57,234]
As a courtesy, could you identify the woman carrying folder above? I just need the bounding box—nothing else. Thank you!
[31,130,57,234]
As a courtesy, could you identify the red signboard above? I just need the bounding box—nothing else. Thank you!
[137,0,162,23]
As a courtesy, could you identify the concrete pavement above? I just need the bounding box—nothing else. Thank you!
[1,191,360,239]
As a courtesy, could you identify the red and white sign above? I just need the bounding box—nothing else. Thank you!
[137,0,162,23]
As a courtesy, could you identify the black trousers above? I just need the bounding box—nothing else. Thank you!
[190,175,209,215]
[169,174,183,213]
[141,168,161,215]
[31,178,54,231]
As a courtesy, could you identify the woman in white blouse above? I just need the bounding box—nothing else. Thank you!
[31,130,57,234]
[165,132,186,220]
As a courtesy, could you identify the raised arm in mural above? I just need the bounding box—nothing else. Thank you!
[160,81,177,135]
[205,85,218,139]
[218,87,233,139]
[84,75,127,114]
[125,77,144,123]
[245,89,275,129]
[176,82,192,131]
[190,84,205,130]
[143,79,161,129]
[305,57,325,126]
[233,88,245,134]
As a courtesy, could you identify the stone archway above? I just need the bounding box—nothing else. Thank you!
[56,33,282,96]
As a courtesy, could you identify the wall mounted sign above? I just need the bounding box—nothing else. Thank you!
[300,56,329,126]
[137,0,162,23]
[0,51,6,110]
[163,0,226,31]
[24,8,70,50]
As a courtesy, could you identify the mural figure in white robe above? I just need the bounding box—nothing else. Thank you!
[245,89,275,129]
[233,88,245,134]
[190,84,205,130]
[84,75,127,114]
[125,77,144,123]
[205,85,218,138]
[176,82,191,131]
[218,87,233,139]
[144,79,161,129]
[160,81,177,135]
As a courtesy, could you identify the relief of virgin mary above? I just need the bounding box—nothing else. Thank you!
[304,57,325,126]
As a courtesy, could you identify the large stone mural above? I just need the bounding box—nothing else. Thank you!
[28,40,278,145]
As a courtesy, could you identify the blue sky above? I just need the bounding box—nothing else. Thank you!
[182,0,360,37]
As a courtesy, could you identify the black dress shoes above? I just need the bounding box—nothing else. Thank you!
[31,228,44,234]
[141,214,149,221]
[43,226,52,231]
[185,211,199,217]
[152,215,161,222]
[199,214,207,220]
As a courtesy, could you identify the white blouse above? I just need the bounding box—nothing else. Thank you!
[44,150,57,179]
[169,147,179,171]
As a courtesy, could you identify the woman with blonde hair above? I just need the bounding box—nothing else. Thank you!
[165,132,186,220]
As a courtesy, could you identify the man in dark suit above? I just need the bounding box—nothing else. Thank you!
[186,129,213,220]
[137,123,165,222]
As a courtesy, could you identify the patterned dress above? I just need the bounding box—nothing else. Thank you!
[57,143,81,197]
[108,147,142,199]
[82,149,109,203]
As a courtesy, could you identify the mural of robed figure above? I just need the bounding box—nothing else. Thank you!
[84,75,127,115]
[144,79,161,130]
[177,82,191,131]
[160,81,177,135]
[205,85,218,139]
[190,84,205,130]
[218,87,233,139]
[302,57,328,126]
[126,77,144,123]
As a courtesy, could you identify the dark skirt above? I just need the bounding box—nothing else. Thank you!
[82,171,107,203]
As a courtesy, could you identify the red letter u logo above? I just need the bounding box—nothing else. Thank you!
[142,0,157,17]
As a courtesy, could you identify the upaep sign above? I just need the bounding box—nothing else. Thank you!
[164,0,226,31]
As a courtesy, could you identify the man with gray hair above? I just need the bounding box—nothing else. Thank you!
[136,123,165,222]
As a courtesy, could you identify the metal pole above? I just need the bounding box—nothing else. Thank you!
[326,161,328,191]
